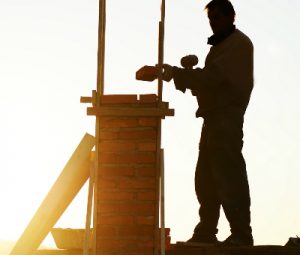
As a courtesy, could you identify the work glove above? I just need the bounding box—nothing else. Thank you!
[162,64,174,82]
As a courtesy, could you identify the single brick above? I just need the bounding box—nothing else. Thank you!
[95,250,116,255]
[99,191,135,201]
[114,251,154,255]
[100,95,138,104]
[100,141,137,152]
[119,178,156,189]
[99,166,134,177]
[99,152,156,164]
[99,131,119,140]
[137,240,156,249]
[139,94,158,103]
[96,239,137,250]
[98,179,117,189]
[136,66,158,82]
[98,202,119,214]
[118,225,154,237]
[138,142,157,152]
[135,167,156,177]
[135,216,155,225]
[118,203,156,215]
[138,118,158,127]
[100,215,134,225]
[100,118,139,128]
[137,191,156,201]
[118,130,157,140]
[97,226,117,237]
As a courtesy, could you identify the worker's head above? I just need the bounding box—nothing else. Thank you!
[205,0,235,35]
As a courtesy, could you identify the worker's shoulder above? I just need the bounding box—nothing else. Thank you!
[233,29,253,48]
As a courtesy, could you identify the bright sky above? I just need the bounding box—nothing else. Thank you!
[1,0,300,249]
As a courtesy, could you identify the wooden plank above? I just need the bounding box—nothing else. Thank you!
[87,107,175,117]
[33,249,83,255]
[80,97,93,104]
[167,244,300,255]
[100,94,138,104]
[10,133,95,255]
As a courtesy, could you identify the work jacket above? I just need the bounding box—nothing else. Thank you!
[173,28,254,117]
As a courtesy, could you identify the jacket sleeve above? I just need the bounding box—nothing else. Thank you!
[172,65,225,94]
[172,36,253,99]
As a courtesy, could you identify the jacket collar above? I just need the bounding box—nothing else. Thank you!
[207,25,236,46]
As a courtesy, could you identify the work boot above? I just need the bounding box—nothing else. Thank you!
[221,205,253,246]
[219,233,253,247]
[177,233,219,246]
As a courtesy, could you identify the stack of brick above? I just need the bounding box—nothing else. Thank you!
[93,94,174,255]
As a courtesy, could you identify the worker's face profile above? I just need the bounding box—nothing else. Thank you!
[207,8,234,35]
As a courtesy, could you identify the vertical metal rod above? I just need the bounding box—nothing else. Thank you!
[157,0,166,103]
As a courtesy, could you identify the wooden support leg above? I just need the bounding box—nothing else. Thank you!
[10,133,95,255]
[83,162,95,255]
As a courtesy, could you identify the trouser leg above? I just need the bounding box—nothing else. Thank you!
[206,114,252,238]
[193,124,220,237]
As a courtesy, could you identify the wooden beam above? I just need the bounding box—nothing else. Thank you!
[10,133,95,255]
[33,250,83,255]
[80,97,93,104]
[87,107,174,117]
[167,244,300,255]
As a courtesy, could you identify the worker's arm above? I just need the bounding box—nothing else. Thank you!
[172,37,253,100]
[172,65,224,94]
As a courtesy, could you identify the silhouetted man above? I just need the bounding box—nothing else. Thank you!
[162,0,254,246]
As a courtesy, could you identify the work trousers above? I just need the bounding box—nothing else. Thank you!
[193,112,252,237]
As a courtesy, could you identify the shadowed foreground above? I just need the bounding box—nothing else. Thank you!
[33,244,300,255]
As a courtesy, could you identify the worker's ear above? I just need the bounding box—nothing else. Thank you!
[231,13,235,23]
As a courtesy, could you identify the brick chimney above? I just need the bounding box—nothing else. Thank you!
[86,94,174,255]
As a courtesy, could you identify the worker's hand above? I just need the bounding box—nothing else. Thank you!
[162,64,173,82]
[191,90,198,96]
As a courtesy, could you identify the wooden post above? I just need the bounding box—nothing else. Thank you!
[156,2,166,255]
[160,149,166,255]
[83,163,95,255]
[157,0,166,103]
[97,0,106,97]
[92,1,107,255]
